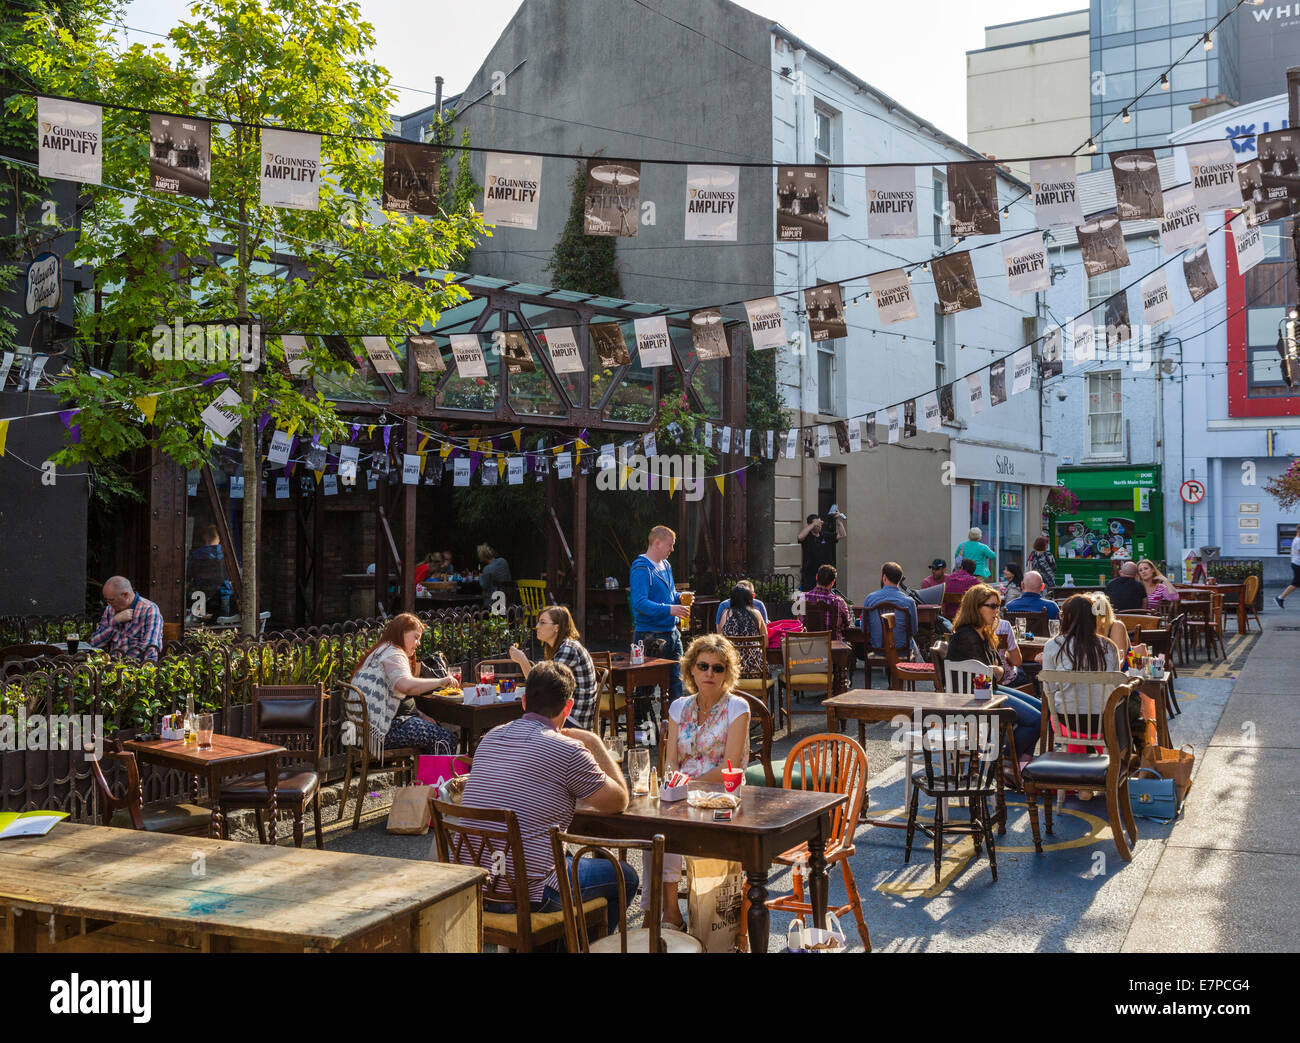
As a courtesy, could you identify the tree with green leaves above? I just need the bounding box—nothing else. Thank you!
[7,0,484,634]
[546,159,621,298]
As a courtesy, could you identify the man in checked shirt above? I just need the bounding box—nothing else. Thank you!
[90,576,164,661]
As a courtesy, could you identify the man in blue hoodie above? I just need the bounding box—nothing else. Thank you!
[629,524,688,708]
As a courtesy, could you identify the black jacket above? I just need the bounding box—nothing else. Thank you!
[1105,576,1146,612]
[947,624,1000,668]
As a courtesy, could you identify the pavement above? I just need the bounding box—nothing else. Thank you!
[300,594,1297,953]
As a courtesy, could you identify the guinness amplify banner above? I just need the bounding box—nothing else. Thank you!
[804,283,847,342]
[1029,156,1081,229]
[776,166,828,242]
[1158,183,1206,255]
[920,390,940,432]
[690,308,729,359]
[1230,212,1265,275]
[259,129,321,210]
[867,268,917,325]
[1111,149,1162,220]
[150,114,211,198]
[584,159,641,237]
[450,333,487,378]
[1072,319,1096,366]
[744,296,786,350]
[1001,231,1049,295]
[1010,345,1034,396]
[685,165,739,241]
[1140,270,1175,325]
[966,371,985,415]
[483,152,542,229]
[361,336,401,375]
[1184,139,1242,215]
[541,327,583,373]
[37,97,101,184]
[1104,291,1131,348]
[411,334,445,373]
[865,165,916,238]
[383,141,441,215]
[281,334,311,376]
[1183,245,1218,303]
[1078,212,1129,276]
[948,162,1000,237]
[932,252,982,316]
[988,359,1007,407]
[633,316,673,367]
[886,406,899,444]
[1237,158,1286,226]
[591,321,632,367]
[499,331,535,374]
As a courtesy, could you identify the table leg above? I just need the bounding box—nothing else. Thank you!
[1158,680,1171,749]
[265,754,279,847]
[826,706,838,733]
[207,768,223,839]
[745,870,770,954]
[807,821,830,931]
[1238,600,1247,635]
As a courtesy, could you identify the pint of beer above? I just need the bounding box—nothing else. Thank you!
[679,590,695,631]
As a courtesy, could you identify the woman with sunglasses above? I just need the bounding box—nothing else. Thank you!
[948,584,1043,760]
[660,634,751,930]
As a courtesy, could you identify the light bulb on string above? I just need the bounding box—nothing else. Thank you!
[1161,73,1170,90]
[1088,138,1097,154]
[1203,32,1213,51]
[1122,108,1131,124]
[1001,206,1010,220]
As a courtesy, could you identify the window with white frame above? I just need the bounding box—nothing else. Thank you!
[934,305,949,387]
[817,343,837,415]
[1086,370,1124,457]
[814,102,844,209]
[1086,268,1123,310]
[932,169,946,249]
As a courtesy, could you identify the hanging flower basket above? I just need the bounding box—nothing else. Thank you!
[1044,486,1080,517]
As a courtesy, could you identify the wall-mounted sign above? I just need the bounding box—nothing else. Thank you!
[25,253,61,314]
[1238,516,1260,529]
[1239,533,1260,545]
[1239,502,1260,513]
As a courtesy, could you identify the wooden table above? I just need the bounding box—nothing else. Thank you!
[587,587,632,639]
[572,782,845,954]
[766,640,855,694]
[1178,583,1246,634]
[124,735,284,840]
[823,688,1008,830]
[415,693,524,753]
[0,822,483,953]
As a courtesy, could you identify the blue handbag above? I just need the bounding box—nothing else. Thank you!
[1128,768,1178,823]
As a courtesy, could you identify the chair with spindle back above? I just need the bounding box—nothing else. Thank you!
[515,580,549,626]
[87,741,213,835]
[336,680,420,831]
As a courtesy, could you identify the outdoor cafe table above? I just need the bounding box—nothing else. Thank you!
[571,782,846,954]
[822,689,1007,830]
[124,735,284,840]
[415,692,524,753]
[0,822,483,953]
[1178,583,1246,634]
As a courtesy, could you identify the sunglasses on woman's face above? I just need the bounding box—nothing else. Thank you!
[982,602,1001,610]
[694,661,726,674]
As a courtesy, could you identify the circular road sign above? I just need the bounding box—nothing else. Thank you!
[1180,479,1206,505]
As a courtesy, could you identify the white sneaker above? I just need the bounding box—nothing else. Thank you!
[1276,595,1286,610]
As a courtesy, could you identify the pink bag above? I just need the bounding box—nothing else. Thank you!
[766,619,805,650]
[416,754,471,787]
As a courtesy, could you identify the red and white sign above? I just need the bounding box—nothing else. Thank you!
[1180,479,1206,505]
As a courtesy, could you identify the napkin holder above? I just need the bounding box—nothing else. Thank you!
[630,641,645,666]
[659,781,689,802]
[464,684,497,706]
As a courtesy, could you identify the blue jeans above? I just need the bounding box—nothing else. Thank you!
[484,856,639,937]
[632,627,684,713]
[996,685,1043,759]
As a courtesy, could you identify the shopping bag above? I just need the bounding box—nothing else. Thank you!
[416,754,471,789]
[685,857,745,953]
[1141,743,1195,803]
[786,912,847,953]
[386,784,434,835]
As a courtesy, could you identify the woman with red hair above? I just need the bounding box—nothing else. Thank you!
[351,613,461,755]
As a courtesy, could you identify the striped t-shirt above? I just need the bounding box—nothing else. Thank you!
[459,714,608,901]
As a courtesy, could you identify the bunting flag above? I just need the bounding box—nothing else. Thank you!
[150,114,211,198]
[744,296,786,350]
[1078,212,1129,277]
[1184,139,1243,214]
[383,140,441,215]
[499,331,536,374]
[1158,183,1206,255]
[1230,211,1265,275]
[411,334,445,373]
[816,425,830,458]
[668,476,679,498]
[634,316,673,367]
[362,336,402,375]
[776,166,828,242]
[805,283,847,342]
[1010,345,1034,395]
[886,406,899,444]
[1104,291,1132,348]
[1111,149,1162,220]
[591,322,632,368]
[281,334,311,376]
[453,457,471,486]
[37,97,102,184]
[868,268,917,325]
[939,382,956,423]
[450,334,488,378]
[784,429,798,459]
[1041,327,1064,378]
[690,308,729,360]
[948,162,1000,237]
[988,360,1007,407]
[541,327,584,373]
[267,429,291,465]
[199,387,242,439]
[933,252,982,315]
[512,430,522,450]
[848,420,862,452]
[1141,270,1175,324]
[1183,244,1219,303]
[483,152,542,229]
[259,128,321,210]
[865,165,917,239]
[902,399,917,438]
[584,159,641,238]
[863,414,878,448]
[966,371,985,415]
[134,395,158,424]
[1071,320,1096,366]
[685,164,739,241]
[1002,231,1049,295]
[0,419,8,458]
[713,475,725,495]
[920,390,940,432]
[1029,156,1082,229]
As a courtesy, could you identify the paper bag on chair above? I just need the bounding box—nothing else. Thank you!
[386,784,434,835]
[685,857,745,953]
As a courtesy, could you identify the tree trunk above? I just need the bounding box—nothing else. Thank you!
[237,129,258,637]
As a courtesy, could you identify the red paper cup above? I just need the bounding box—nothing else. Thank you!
[722,768,743,793]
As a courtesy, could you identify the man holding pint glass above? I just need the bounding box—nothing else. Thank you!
[629,525,688,730]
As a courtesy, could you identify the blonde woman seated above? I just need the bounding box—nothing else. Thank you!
[507,605,599,730]
[660,633,751,930]
[1090,592,1147,661]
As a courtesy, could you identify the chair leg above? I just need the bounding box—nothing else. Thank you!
[1118,775,1139,851]
[353,747,369,832]
[995,763,1007,835]
[1104,778,1133,862]
[981,796,998,882]
[1025,788,1044,853]
[338,749,354,822]
[840,859,871,952]
[904,784,920,863]
[1043,789,1055,835]
[292,809,304,848]
[313,791,323,849]
[931,797,945,885]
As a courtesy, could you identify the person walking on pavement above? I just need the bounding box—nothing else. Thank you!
[1277,529,1300,609]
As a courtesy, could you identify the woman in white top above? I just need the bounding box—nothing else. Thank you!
[660,633,750,930]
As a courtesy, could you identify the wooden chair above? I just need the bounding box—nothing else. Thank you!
[1238,574,1263,633]
[904,706,1015,884]
[1186,592,1226,662]
[87,742,213,835]
[548,828,702,953]
[218,684,324,848]
[725,634,775,712]
[1022,683,1144,861]
[515,579,548,625]
[778,630,834,731]
[591,650,632,745]
[430,801,606,952]
[940,586,965,621]
[752,733,871,950]
[856,607,891,686]
[737,689,777,787]
[473,657,525,685]
[1005,608,1049,637]
[335,680,420,832]
[1178,599,1213,660]
[1116,613,1160,633]
[880,613,937,691]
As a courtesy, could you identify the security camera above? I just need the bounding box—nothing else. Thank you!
[1057,391,1068,402]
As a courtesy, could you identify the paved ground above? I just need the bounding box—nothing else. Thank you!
[297,594,1296,952]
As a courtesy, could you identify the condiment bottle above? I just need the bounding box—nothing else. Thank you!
[649,770,660,798]
[183,694,196,745]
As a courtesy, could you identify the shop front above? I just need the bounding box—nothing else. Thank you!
[1050,465,1163,581]
[950,442,1058,578]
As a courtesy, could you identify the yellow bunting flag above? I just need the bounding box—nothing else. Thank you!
[440,442,452,459]
[467,437,479,453]
[512,429,522,450]
[714,475,725,495]
[134,395,158,424]
[367,425,375,439]
[668,476,678,498]
[288,421,299,438]
[419,454,428,474]
[498,456,507,477]
[621,464,633,486]
[313,470,324,484]
[418,434,431,453]
[0,420,8,458]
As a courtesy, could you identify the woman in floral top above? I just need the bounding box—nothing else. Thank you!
[1137,559,1180,613]
[660,633,751,929]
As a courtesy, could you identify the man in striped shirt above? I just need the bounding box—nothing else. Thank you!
[459,661,636,935]
[89,576,164,661]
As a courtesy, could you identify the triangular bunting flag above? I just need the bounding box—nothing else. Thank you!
[135,395,158,424]
[367,424,375,438]
[498,456,507,477]
[512,430,522,450]
[714,475,725,495]
[440,442,452,459]
[419,454,428,474]
[418,434,431,452]
[668,477,678,498]
[313,469,324,484]
[0,420,8,458]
